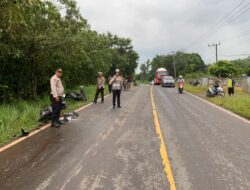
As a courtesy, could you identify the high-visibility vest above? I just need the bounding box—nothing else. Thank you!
[228,79,233,88]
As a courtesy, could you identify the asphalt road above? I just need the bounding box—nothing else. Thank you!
[0,85,250,190]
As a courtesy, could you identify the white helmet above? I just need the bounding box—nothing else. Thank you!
[115,69,120,73]
[179,75,183,79]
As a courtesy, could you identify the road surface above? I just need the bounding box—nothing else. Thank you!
[0,85,249,190]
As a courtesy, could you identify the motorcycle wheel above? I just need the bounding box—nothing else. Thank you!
[218,93,225,98]
[206,90,212,97]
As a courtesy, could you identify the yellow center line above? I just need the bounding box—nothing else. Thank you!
[151,86,177,190]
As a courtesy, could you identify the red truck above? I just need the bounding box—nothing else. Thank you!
[154,68,168,85]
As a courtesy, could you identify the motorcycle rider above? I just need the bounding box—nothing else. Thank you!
[213,77,222,94]
[177,75,185,82]
[177,75,185,93]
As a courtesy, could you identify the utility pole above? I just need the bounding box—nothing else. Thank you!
[173,59,176,79]
[169,51,177,79]
[208,43,220,63]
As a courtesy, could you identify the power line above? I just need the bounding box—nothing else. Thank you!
[221,53,250,57]
[201,0,248,37]
[219,28,250,43]
[184,0,250,50]
[222,36,250,50]
[211,4,250,35]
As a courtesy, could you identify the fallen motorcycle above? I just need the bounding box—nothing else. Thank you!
[39,101,67,122]
[65,86,87,101]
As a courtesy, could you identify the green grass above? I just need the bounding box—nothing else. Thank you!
[185,84,250,119]
[209,95,250,119]
[0,85,110,145]
[185,84,207,96]
[138,80,151,85]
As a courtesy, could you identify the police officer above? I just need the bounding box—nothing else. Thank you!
[94,72,105,103]
[109,69,123,109]
[50,68,64,128]
[228,75,235,96]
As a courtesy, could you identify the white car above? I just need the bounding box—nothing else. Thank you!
[161,76,175,87]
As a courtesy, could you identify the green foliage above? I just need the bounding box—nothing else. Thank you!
[185,84,208,94]
[185,72,207,79]
[247,68,250,76]
[209,60,239,77]
[0,0,138,102]
[230,57,250,76]
[209,95,250,119]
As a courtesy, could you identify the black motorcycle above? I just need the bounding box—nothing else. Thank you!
[39,101,67,122]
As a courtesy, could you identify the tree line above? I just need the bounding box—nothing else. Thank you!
[139,52,250,80]
[139,52,207,81]
[209,58,250,78]
[0,0,139,102]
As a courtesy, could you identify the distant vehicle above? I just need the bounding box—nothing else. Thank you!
[207,86,225,97]
[161,76,175,87]
[154,68,168,85]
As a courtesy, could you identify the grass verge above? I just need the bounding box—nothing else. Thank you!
[138,80,151,85]
[185,84,250,120]
[0,85,110,145]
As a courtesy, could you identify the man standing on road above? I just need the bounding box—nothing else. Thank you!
[94,72,105,103]
[228,75,235,96]
[109,69,123,109]
[50,68,64,128]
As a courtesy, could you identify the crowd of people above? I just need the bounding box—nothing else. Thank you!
[49,68,134,128]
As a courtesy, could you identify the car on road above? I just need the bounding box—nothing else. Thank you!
[161,76,175,87]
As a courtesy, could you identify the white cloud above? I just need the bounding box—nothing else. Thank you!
[76,0,250,66]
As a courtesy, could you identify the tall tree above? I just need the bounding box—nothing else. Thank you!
[0,0,139,102]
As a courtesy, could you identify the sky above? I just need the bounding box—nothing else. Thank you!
[76,0,250,67]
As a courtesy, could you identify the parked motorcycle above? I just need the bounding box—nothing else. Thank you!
[207,86,225,97]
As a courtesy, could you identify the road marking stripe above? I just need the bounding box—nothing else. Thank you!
[0,94,111,153]
[151,86,177,190]
[185,91,250,124]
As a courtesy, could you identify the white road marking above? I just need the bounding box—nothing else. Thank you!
[35,173,56,190]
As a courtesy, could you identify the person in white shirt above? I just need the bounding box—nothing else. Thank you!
[109,69,123,109]
[94,72,105,103]
[50,68,64,128]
